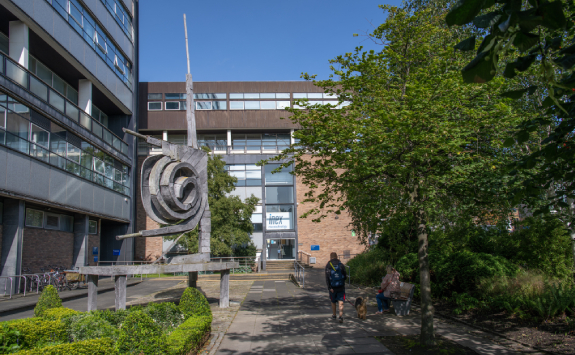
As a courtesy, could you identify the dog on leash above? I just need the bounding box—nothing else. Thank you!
[354,297,368,320]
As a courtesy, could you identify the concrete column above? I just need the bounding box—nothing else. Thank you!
[219,269,230,308]
[72,214,89,269]
[78,80,93,115]
[0,199,25,293]
[188,272,197,288]
[290,129,295,145]
[87,274,98,311]
[162,131,168,141]
[115,275,127,310]
[9,21,29,68]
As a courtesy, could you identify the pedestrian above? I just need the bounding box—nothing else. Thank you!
[375,265,400,314]
[325,252,347,323]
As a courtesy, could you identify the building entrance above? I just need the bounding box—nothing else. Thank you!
[266,238,295,260]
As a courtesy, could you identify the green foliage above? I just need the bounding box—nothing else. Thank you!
[41,307,80,322]
[0,318,67,350]
[142,302,185,333]
[164,150,259,257]
[90,309,129,328]
[375,213,418,265]
[67,313,119,342]
[346,248,389,286]
[116,310,167,355]
[17,338,116,355]
[166,315,211,355]
[450,292,481,315]
[0,323,21,354]
[179,287,211,319]
[34,285,62,317]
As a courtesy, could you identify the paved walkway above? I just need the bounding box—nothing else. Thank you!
[214,268,541,355]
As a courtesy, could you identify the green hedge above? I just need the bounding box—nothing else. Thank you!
[34,286,62,317]
[166,315,212,355]
[0,318,67,349]
[179,287,211,318]
[116,310,167,355]
[17,338,116,355]
[42,307,80,322]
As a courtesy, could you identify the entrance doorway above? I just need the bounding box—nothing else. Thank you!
[266,238,295,260]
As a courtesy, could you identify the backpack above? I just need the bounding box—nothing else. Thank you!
[329,262,344,288]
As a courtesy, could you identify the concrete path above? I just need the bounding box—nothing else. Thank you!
[214,268,541,355]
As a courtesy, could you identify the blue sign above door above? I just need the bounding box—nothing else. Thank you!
[113,249,121,256]
[311,245,320,251]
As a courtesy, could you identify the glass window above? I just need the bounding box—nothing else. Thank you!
[251,213,263,232]
[67,143,81,163]
[165,93,186,100]
[180,101,187,110]
[36,61,53,85]
[276,93,290,99]
[165,101,180,110]
[229,93,243,99]
[265,164,293,185]
[148,102,162,110]
[194,93,226,99]
[260,101,276,110]
[196,101,212,110]
[25,209,44,228]
[293,93,307,98]
[266,205,294,230]
[30,124,49,148]
[308,93,323,99]
[323,93,338,99]
[45,213,60,230]
[60,215,73,232]
[245,101,260,110]
[0,32,8,55]
[338,101,351,109]
[277,101,290,109]
[212,101,227,110]
[260,93,275,99]
[265,186,294,204]
[148,93,162,100]
[52,75,66,96]
[244,93,259,99]
[94,158,105,174]
[89,220,98,234]
[230,171,245,186]
[0,106,4,128]
[6,111,29,140]
[230,101,244,110]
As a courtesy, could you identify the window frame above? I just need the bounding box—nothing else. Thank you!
[147,102,162,111]
[30,123,50,149]
[165,101,181,111]
[25,208,44,228]
[196,101,212,110]
[230,101,244,110]
[147,93,162,100]
[44,212,61,230]
[88,220,98,234]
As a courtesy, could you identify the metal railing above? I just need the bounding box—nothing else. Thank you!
[0,53,130,158]
[294,260,305,288]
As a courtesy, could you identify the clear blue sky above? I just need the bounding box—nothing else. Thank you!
[139,1,402,82]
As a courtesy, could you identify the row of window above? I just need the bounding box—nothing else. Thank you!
[101,0,133,41]
[25,208,98,234]
[147,92,338,100]
[148,101,227,111]
[28,55,78,105]
[45,0,133,88]
[148,100,347,111]
[0,95,131,196]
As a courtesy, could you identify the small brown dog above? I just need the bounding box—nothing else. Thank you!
[354,297,368,320]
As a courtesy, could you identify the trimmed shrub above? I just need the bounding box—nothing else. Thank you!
[0,322,22,353]
[179,287,211,318]
[94,309,129,328]
[17,337,116,355]
[143,302,185,333]
[42,307,80,322]
[116,310,167,354]
[67,313,119,342]
[34,285,62,317]
[0,318,67,349]
[166,315,212,355]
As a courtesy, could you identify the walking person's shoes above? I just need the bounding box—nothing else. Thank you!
[332,314,336,320]
[339,316,343,323]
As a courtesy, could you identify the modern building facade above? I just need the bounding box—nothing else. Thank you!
[0,0,139,283]
[137,81,364,267]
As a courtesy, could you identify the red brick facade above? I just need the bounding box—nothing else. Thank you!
[87,221,101,267]
[295,155,365,266]
[22,228,74,272]
[134,156,163,261]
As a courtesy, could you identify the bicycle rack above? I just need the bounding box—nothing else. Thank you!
[22,274,41,294]
[0,276,13,298]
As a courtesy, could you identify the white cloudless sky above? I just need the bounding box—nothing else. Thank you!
[139,1,403,82]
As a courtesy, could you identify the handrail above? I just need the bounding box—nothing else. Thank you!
[0,53,130,158]
[0,276,13,298]
[293,260,305,288]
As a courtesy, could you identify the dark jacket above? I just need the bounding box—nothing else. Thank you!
[325,258,347,292]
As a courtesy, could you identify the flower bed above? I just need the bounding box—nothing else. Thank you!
[0,286,212,354]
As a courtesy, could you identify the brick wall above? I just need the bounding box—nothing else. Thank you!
[22,228,74,272]
[87,222,100,266]
[134,156,163,261]
[296,155,365,266]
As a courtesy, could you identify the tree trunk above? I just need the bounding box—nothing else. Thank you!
[411,187,435,346]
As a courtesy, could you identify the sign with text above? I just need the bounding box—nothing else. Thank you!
[93,256,98,262]
[113,249,121,256]
[92,247,98,255]
[311,245,320,251]
[266,212,290,230]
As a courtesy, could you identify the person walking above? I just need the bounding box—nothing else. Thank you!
[325,252,347,323]
[375,265,400,314]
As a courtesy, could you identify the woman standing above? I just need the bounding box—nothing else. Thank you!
[375,265,400,314]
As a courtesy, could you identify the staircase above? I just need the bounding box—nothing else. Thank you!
[266,259,314,271]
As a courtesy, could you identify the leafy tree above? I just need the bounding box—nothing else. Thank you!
[270,4,525,344]
[164,148,259,257]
